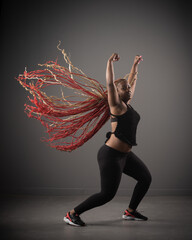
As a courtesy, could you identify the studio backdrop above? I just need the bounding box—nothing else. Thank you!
[1,0,192,196]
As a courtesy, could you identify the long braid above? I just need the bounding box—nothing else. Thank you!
[17,43,110,151]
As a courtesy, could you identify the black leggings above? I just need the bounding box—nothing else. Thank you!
[74,144,152,215]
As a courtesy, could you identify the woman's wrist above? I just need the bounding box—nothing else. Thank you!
[133,61,139,68]
[131,64,138,73]
[130,71,138,75]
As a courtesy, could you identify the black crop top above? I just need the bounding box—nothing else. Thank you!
[106,104,140,146]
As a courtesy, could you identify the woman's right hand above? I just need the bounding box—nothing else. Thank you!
[108,53,120,62]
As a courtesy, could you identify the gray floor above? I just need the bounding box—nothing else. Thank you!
[1,195,192,240]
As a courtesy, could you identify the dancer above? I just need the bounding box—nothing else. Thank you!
[17,45,151,227]
[63,53,152,227]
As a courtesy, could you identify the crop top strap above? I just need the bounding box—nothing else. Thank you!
[110,111,118,122]
[110,112,118,117]
[111,117,118,122]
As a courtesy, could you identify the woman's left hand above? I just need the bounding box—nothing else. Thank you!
[134,55,143,65]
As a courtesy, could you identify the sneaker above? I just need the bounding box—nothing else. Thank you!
[64,212,86,227]
[122,209,148,221]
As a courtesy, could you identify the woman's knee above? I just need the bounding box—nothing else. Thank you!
[139,171,152,187]
[144,171,152,186]
[100,190,116,204]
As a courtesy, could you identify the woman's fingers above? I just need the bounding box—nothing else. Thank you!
[113,53,120,61]
[109,53,118,62]
[138,55,143,64]
[135,55,143,64]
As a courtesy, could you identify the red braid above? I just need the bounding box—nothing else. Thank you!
[17,43,110,151]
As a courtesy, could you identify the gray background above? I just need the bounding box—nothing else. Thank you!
[1,0,192,196]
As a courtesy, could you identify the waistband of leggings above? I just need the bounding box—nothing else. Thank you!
[102,144,130,156]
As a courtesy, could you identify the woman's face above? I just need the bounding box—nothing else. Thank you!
[117,80,131,102]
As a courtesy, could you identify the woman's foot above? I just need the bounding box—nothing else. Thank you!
[122,209,148,221]
[64,212,86,226]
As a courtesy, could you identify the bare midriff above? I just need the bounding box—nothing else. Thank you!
[105,135,132,153]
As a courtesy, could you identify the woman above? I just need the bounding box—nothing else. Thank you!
[64,53,152,227]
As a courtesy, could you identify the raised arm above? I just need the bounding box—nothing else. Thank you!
[127,55,143,100]
[106,53,120,107]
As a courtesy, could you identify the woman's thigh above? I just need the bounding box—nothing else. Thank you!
[123,151,151,181]
[97,145,126,193]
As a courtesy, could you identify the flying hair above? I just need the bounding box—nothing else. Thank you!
[17,43,130,152]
